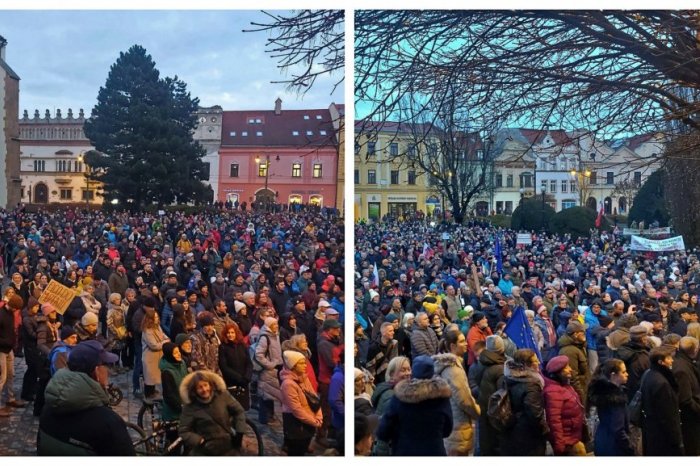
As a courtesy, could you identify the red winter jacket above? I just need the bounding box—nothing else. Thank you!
[543,376,585,455]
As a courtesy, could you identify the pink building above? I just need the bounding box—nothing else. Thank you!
[218,99,339,207]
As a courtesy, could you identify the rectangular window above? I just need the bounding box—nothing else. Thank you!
[256,131,263,137]
[495,173,503,188]
[541,180,547,192]
[75,162,82,173]
[506,175,513,188]
[229,131,236,137]
[303,115,310,120]
[81,190,94,201]
[391,170,399,185]
[606,172,614,185]
[202,162,210,181]
[229,163,239,178]
[408,170,416,185]
[354,169,360,184]
[634,171,642,186]
[248,118,255,124]
[561,180,568,193]
[313,164,322,178]
[319,130,327,136]
[292,163,302,178]
[241,131,248,137]
[476,149,484,159]
[33,160,46,172]
[562,200,577,209]
[505,201,513,214]
[368,170,376,184]
[496,201,504,214]
[550,180,557,193]
[316,115,322,120]
[590,171,597,185]
[427,144,438,156]
[367,142,376,155]
[407,144,416,157]
[256,118,262,124]
[292,131,299,136]
[389,143,399,156]
[60,189,72,200]
[258,164,268,177]
[306,130,313,136]
[570,180,577,192]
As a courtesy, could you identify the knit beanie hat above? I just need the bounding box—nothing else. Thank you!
[60,326,77,340]
[411,355,435,379]
[264,317,278,329]
[485,335,505,354]
[283,350,305,369]
[175,333,190,347]
[630,325,648,339]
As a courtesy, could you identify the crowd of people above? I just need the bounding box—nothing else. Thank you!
[354,218,700,456]
[0,204,345,456]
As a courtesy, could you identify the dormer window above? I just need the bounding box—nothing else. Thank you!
[241,131,248,136]
[292,131,299,136]
[306,131,313,136]
[320,130,327,136]
[229,131,236,137]
[316,115,322,120]
[303,115,310,120]
[256,131,263,136]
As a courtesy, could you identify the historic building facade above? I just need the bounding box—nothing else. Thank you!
[18,108,101,206]
[217,99,339,208]
[0,36,21,209]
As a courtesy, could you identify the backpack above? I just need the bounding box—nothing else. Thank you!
[48,345,70,376]
[249,334,271,372]
[487,387,515,432]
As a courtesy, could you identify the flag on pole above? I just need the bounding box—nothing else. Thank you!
[372,262,379,288]
[504,306,543,365]
[494,234,503,275]
[595,201,604,228]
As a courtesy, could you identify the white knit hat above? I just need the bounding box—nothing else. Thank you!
[283,350,305,369]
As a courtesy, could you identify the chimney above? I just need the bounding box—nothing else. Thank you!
[274,98,282,115]
[0,35,7,61]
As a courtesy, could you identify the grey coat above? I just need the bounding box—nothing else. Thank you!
[255,325,283,402]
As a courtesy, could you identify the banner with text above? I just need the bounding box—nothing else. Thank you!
[623,227,671,236]
[516,233,533,245]
[38,280,76,315]
[630,235,685,252]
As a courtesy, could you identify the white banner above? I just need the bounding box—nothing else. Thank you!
[516,233,533,245]
[623,227,671,236]
[630,235,685,252]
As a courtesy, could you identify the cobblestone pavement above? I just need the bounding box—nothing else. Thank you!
[0,356,335,456]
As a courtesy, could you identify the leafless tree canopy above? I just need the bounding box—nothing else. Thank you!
[246,10,345,94]
[355,10,700,147]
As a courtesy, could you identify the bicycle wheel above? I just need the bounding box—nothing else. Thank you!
[137,401,160,436]
[240,418,264,456]
[125,422,153,456]
[106,384,123,407]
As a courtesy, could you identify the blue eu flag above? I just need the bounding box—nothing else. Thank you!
[494,234,503,275]
[504,306,543,365]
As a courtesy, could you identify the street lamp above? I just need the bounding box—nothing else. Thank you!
[254,154,280,211]
[77,152,89,211]
[519,187,525,209]
[540,185,546,232]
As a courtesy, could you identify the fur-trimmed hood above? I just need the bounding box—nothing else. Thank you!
[394,377,451,403]
[606,329,630,351]
[433,352,462,373]
[504,359,544,389]
[587,377,628,409]
[179,370,227,405]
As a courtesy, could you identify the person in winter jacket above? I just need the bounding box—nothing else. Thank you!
[255,317,283,424]
[20,297,42,402]
[467,312,493,366]
[328,356,345,454]
[410,312,439,357]
[640,345,684,455]
[434,329,480,456]
[190,312,221,374]
[218,322,253,410]
[279,350,323,456]
[370,356,411,455]
[178,370,247,456]
[542,355,586,455]
[534,306,558,363]
[159,342,188,422]
[142,310,169,399]
[587,358,635,456]
[616,325,650,401]
[376,355,453,455]
[281,334,318,392]
[557,321,589,403]
[502,349,549,456]
[671,336,700,455]
[37,340,135,455]
[316,318,343,445]
[0,296,25,416]
[471,335,506,456]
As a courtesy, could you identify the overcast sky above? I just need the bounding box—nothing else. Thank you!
[1,10,344,118]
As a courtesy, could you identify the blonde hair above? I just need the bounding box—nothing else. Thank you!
[386,356,410,382]
[686,322,700,341]
[109,293,122,305]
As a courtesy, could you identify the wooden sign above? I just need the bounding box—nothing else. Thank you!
[38,280,75,315]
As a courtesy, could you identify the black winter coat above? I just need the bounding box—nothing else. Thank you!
[376,377,453,456]
[472,349,505,456]
[672,351,700,455]
[218,341,253,410]
[502,360,548,456]
[641,364,684,456]
[587,377,634,456]
[0,307,15,353]
[616,340,650,401]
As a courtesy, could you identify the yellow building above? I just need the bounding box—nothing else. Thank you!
[354,121,439,222]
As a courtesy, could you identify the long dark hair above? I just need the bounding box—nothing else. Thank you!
[438,328,462,354]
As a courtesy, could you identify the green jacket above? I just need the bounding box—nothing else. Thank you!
[159,356,189,421]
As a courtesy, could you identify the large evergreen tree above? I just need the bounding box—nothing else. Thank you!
[84,45,208,208]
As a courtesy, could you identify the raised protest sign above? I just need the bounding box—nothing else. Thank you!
[623,227,671,236]
[38,279,75,315]
[516,233,533,245]
[630,235,685,252]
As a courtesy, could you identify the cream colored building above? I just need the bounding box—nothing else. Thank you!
[354,121,439,221]
[19,108,101,206]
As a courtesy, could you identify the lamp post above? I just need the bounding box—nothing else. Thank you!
[519,187,525,211]
[254,154,280,211]
[540,185,546,232]
[570,166,591,207]
[77,152,89,211]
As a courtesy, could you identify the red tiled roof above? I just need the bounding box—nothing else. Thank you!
[625,133,655,151]
[221,108,337,147]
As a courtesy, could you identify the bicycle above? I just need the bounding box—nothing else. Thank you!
[137,398,264,455]
[105,383,123,406]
